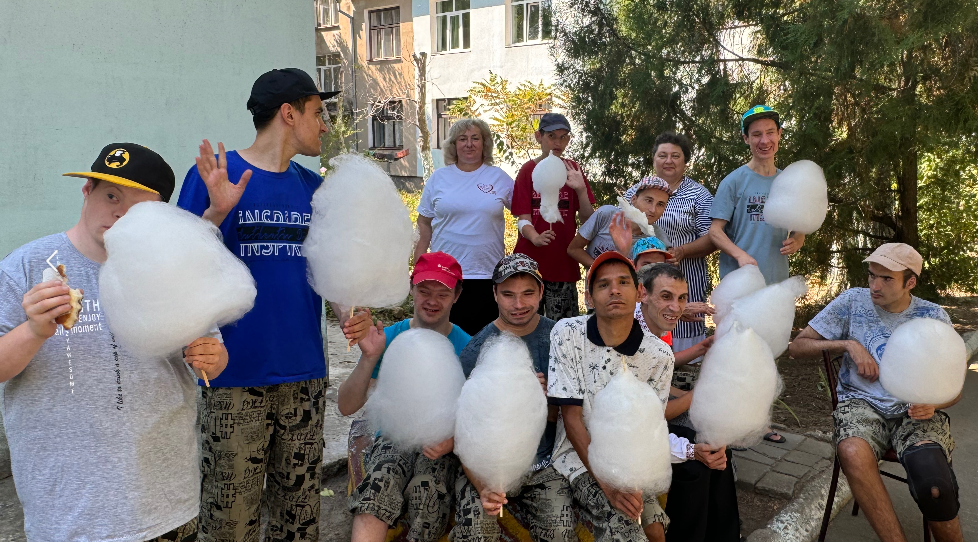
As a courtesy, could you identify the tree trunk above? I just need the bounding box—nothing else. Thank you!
[413,53,435,180]
[897,54,919,248]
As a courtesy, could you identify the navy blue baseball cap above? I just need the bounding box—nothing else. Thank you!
[247,68,340,115]
[538,112,571,133]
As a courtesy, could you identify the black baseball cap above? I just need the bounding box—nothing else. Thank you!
[63,143,175,202]
[538,112,571,133]
[247,68,340,115]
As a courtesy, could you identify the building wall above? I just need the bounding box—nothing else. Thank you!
[0,0,318,258]
[413,0,557,177]
[317,0,419,179]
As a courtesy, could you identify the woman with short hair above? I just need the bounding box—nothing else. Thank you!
[414,118,515,335]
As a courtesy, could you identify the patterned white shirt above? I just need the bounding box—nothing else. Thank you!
[547,315,675,481]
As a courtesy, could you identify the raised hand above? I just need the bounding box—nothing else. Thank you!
[564,160,586,191]
[609,212,634,255]
[197,140,252,224]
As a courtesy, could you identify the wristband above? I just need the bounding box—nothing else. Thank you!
[517,219,534,237]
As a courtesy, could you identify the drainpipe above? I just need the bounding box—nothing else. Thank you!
[338,7,359,151]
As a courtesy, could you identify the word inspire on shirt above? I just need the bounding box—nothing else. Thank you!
[237,209,312,258]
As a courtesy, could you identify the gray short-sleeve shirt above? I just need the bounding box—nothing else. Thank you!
[0,233,204,542]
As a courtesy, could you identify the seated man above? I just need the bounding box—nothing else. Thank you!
[788,243,963,542]
[635,264,739,542]
[452,254,576,542]
[338,252,472,542]
[547,251,721,542]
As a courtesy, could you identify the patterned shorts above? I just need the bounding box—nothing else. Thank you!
[570,472,669,542]
[539,281,580,322]
[451,465,577,542]
[833,398,955,461]
[349,434,459,542]
[146,518,198,542]
[198,379,326,542]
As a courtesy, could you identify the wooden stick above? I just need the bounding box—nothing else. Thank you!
[347,306,355,352]
[500,506,504,518]
[201,370,210,387]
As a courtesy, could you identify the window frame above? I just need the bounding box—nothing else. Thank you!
[316,0,341,28]
[316,53,343,95]
[434,0,471,53]
[367,6,402,61]
[370,100,405,150]
[510,0,553,45]
[435,98,462,149]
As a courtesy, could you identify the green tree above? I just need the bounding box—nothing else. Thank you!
[555,0,978,295]
[447,72,567,166]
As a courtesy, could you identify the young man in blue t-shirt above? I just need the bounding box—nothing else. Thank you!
[176,68,371,542]
[789,244,963,542]
[338,252,470,542]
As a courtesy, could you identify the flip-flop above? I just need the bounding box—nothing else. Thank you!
[764,431,787,444]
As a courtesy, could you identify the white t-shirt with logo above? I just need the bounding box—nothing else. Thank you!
[418,164,515,279]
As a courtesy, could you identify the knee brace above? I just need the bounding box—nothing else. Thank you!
[902,442,960,522]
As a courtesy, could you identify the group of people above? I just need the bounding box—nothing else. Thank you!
[0,66,964,542]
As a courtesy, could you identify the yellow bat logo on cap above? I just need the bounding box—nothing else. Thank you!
[105,149,129,168]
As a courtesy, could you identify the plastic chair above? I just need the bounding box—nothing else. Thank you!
[817,350,931,541]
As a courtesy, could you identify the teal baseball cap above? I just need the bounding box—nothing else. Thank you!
[741,105,781,134]
[631,236,670,263]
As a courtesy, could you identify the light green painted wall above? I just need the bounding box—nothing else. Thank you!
[0,0,319,258]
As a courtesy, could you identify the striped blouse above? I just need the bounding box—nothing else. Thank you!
[655,177,714,339]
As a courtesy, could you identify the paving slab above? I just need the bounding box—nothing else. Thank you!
[795,437,834,459]
[761,432,805,451]
[734,457,769,491]
[771,460,811,478]
[735,448,776,466]
[756,471,798,499]
[753,442,790,460]
[782,450,821,467]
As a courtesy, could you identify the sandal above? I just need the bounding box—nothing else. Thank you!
[764,431,787,444]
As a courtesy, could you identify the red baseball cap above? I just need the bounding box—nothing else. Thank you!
[412,252,463,289]
[586,250,637,290]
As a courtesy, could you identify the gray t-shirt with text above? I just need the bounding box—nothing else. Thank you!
[0,233,203,542]
[710,164,789,284]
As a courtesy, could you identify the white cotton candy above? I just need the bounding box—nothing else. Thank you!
[716,276,808,357]
[880,318,967,405]
[303,154,413,309]
[587,369,672,494]
[532,154,567,225]
[709,264,767,324]
[99,202,257,359]
[690,322,782,448]
[455,333,549,492]
[763,160,828,234]
[617,196,654,236]
[366,328,466,450]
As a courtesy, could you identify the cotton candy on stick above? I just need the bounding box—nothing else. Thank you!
[366,328,466,450]
[99,202,257,362]
[303,153,413,314]
[587,363,672,497]
[709,264,766,325]
[716,276,808,357]
[880,318,967,405]
[690,322,782,448]
[455,333,548,495]
[763,160,828,235]
[617,196,654,237]
[532,153,567,228]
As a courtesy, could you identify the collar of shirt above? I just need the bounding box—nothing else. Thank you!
[585,314,644,356]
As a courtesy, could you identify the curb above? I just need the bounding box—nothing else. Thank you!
[750,464,852,541]
[965,331,978,362]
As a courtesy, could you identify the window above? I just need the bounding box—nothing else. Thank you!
[371,101,404,149]
[435,98,461,149]
[316,0,340,27]
[512,0,552,44]
[316,53,343,94]
[435,0,470,53]
[368,8,401,60]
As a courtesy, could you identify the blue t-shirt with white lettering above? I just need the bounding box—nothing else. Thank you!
[370,319,471,379]
[177,151,325,387]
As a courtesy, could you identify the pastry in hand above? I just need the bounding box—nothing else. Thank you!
[42,264,84,330]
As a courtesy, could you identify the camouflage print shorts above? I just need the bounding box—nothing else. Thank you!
[539,281,580,322]
[833,398,955,461]
[570,471,669,542]
[198,379,326,542]
[451,465,576,542]
[145,518,198,542]
[349,435,459,542]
